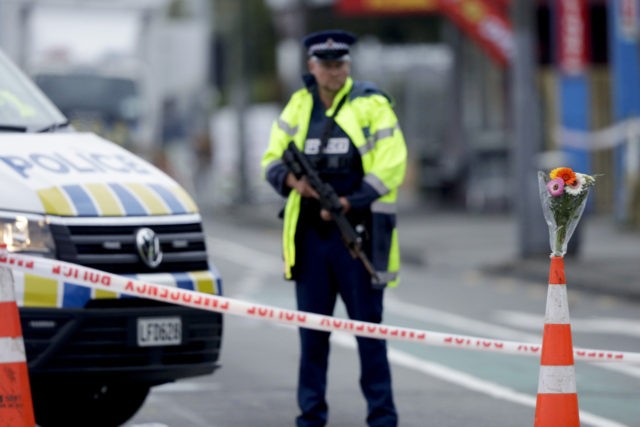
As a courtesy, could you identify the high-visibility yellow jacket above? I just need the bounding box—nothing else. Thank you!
[262,76,407,287]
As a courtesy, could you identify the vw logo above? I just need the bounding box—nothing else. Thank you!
[135,228,163,268]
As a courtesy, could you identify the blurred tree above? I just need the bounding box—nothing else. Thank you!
[211,0,444,106]
[168,0,188,19]
[212,0,278,104]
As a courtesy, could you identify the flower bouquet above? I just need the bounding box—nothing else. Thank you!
[538,167,596,257]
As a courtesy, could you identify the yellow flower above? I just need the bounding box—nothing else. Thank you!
[550,167,577,185]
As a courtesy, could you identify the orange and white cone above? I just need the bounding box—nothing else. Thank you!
[0,266,36,427]
[534,256,579,427]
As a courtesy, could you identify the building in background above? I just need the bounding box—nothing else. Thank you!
[3,0,639,230]
[323,0,640,229]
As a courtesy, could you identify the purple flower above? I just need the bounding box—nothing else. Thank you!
[546,177,565,196]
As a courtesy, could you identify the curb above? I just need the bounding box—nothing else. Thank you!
[482,256,640,302]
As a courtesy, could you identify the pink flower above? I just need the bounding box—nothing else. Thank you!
[546,177,565,196]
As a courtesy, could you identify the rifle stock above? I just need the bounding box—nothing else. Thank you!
[282,142,380,283]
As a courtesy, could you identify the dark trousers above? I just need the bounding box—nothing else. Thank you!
[294,226,397,427]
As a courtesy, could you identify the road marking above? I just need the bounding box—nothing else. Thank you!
[234,270,268,300]
[152,382,222,393]
[210,236,640,379]
[330,332,627,427]
[128,392,214,427]
[209,234,640,423]
[385,296,541,342]
[388,298,640,379]
[135,322,627,427]
[495,310,640,338]
[208,236,282,274]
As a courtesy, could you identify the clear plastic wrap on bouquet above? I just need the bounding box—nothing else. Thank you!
[538,168,596,257]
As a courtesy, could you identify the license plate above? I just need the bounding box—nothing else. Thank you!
[137,317,182,347]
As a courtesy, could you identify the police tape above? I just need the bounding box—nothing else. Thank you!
[2,250,639,364]
[556,117,640,151]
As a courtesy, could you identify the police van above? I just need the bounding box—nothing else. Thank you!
[0,49,223,426]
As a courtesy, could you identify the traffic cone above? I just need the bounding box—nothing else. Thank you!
[534,256,579,427]
[0,266,36,427]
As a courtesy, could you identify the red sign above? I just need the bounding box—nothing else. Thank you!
[557,0,589,75]
[437,0,513,66]
[336,0,438,15]
[336,0,513,66]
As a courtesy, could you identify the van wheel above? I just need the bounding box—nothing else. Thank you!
[33,382,150,427]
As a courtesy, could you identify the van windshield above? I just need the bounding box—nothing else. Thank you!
[0,50,67,130]
[34,73,139,122]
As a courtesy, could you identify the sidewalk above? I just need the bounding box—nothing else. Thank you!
[397,197,640,301]
[481,216,640,301]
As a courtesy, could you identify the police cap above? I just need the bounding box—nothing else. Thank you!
[303,30,357,61]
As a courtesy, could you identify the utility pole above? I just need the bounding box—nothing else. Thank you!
[511,1,550,258]
[232,0,250,204]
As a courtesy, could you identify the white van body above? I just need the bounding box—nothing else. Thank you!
[0,48,223,427]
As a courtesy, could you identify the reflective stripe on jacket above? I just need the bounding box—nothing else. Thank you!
[261,77,407,287]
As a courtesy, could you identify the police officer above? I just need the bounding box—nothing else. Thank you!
[262,29,407,427]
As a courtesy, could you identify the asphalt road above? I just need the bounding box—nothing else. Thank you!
[126,207,640,427]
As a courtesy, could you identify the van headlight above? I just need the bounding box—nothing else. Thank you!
[0,215,56,257]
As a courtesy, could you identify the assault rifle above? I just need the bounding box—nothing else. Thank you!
[282,141,380,283]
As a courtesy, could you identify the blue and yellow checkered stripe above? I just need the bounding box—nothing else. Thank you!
[37,182,198,216]
[14,269,223,309]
